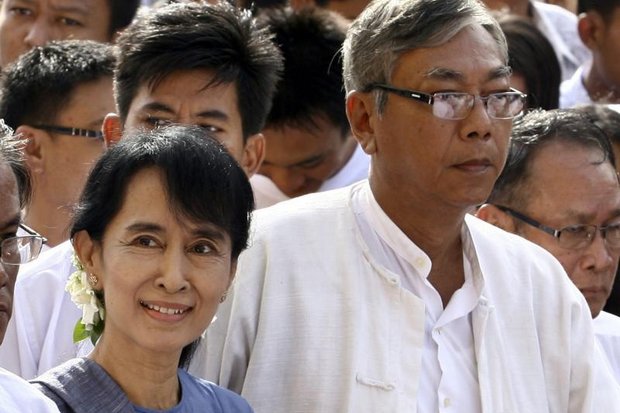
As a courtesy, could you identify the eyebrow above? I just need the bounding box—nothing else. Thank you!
[19,0,90,15]
[125,221,227,242]
[425,65,512,83]
[263,153,326,169]
[139,102,230,121]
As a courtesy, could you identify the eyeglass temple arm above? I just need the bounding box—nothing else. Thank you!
[495,205,561,238]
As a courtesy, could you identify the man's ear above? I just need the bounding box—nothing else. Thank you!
[346,90,378,155]
[475,203,517,233]
[578,12,603,50]
[102,113,123,147]
[73,230,103,281]
[15,125,46,175]
[240,133,265,177]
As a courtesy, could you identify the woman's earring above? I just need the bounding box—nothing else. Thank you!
[88,273,99,288]
[219,291,228,303]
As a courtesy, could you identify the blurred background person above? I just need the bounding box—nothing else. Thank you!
[497,13,561,110]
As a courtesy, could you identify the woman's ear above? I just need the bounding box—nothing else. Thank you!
[346,90,378,155]
[475,204,517,233]
[73,230,103,280]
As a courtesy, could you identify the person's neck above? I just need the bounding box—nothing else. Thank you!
[24,191,70,247]
[89,335,181,410]
[583,62,620,104]
[369,175,467,305]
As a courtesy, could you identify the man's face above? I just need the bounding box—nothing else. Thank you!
[592,9,620,94]
[259,116,354,198]
[0,0,112,67]
[33,76,113,228]
[515,141,620,318]
[366,25,512,211]
[0,162,20,344]
[124,69,248,169]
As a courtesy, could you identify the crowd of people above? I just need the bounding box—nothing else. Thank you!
[0,0,620,412]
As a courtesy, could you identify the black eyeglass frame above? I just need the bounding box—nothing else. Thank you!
[366,83,527,120]
[0,223,48,266]
[495,205,620,249]
[34,124,103,139]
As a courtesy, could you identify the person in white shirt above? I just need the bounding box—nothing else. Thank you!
[196,0,620,411]
[0,123,59,412]
[477,108,620,384]
[560,0,620,107]
[251,7,369,208]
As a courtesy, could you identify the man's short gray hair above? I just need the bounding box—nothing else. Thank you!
[343,0,508,110]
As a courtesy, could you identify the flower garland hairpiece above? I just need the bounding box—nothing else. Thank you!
[66,253,105,345]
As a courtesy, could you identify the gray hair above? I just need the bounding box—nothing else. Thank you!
[343,0,508,111]
[0,119,30,208]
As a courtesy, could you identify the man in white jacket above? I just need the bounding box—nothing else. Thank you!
[477,108,620,383]
[198,0,620,411]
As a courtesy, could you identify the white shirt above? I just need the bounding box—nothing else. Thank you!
[531,1,590,81]
[560,65,592,108]
[594,311,620,383]
[0,241,93,379]
[0,367,60,412]
[251,144,370,209]
[197,181,620,412]
[357,183,482,412]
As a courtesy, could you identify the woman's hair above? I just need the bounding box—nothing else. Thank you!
[71,124,254,367]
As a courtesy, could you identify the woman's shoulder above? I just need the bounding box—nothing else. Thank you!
[178,369,254,412]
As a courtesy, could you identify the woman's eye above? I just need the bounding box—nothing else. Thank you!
[190,242,213,255]
[136,237,157,247]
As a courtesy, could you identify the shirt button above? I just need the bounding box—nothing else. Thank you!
[444,398,451,408]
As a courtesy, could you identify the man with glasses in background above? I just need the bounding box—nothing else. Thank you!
[0,121,57,411]
[0,40,116,247]
[477,108,620,383]
[201,0,619,411]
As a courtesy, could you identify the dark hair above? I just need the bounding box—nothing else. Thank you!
[70,125,254,368]
[114,1,283,140]
[497,14,561,110]
[107,0,140,37]
[488,108,616,209]
[257,7,350,137]
[578,0,620,19]
[0,120,30,208]
[0,40,116,130]
[574,104,620,146]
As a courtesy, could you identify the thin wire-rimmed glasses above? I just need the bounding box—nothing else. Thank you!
[33,125,103,139]
[496,205,620,250]
[1,224,47,266]
[368,83,527,120]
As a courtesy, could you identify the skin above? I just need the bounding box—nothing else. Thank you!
[105,69,265,177]
[346,25,512,304]
[74,167,235,409]
[505,142,620,318]
[0,0,112,67]
[16,76,115,247]
[259,116,357,198]
[0,162,20,344]
[581,9,620,103]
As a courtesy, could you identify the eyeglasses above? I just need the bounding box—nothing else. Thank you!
[1,224,47,266]
[368,83,527,120]
[496,205,620,250]
[34,124,103,139]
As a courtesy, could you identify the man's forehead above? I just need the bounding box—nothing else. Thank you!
[17,0,104,13]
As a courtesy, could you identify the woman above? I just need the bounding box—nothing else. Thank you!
[31,125,255,412]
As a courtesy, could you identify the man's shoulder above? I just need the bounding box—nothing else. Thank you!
[17,240,75,287]
[532,1,578,23]
[0,368,60,413]
[595,311,620,338]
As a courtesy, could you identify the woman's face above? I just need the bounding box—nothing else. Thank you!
[78,167,234,358]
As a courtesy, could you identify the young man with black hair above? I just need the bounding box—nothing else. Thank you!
[0,40,116,248]
[0,0,139,67]
[0,1,283,380]
[251,7,369,207]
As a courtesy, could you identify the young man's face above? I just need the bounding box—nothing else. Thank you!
[592,8,620,94]
[0,0,112,67]
[121,69,264,177]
